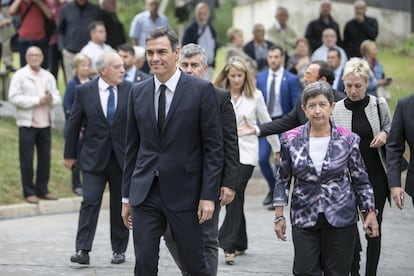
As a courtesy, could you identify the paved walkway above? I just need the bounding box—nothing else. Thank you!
[0,174,413,275]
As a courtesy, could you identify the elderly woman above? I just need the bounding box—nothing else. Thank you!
[332,57,391,275]
[214,56,279,265]
[286,37,311,89]
[225,27,257,74]
[62,53,92,196]
[274,81,379,275]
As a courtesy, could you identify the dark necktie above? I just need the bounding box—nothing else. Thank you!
[158,84,167,133]
[107,86,115,126]
[268,74,276,115]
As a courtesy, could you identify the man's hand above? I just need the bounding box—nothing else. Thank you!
[63,158,76,170]
[39,93,52,105]
[238,115,256,137]
[219,187,235,206]
[391,187,405,210]
[121,203,132,230]
[197,200,215,224]
[363,211,379,238]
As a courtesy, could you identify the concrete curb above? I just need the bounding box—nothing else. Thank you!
[0,193,110,220]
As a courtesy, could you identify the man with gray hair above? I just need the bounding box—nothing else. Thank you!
[64,50,131,266]
[163,43,239,276]
[182,2,218,81]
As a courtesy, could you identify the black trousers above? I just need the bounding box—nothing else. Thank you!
[292,213,356,276]
[75,153,129,253]
[219,164,254,253]
[18,127,51,197]
[131,178,210,276]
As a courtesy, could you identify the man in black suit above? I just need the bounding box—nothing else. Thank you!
[63,50,130,265]
[243,23,275,72]
[386,94,414,208]
[121,27,223,275]
[117,43,151,83]
[163,43,239,276]
[239,60,345,136]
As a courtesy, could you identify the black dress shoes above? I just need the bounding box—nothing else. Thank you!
[262,191,273,206]
[70,250,89,265]
[111,252,125,264]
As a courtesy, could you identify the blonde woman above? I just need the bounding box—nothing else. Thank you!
[332,57,391,275]
[213,57,280,265]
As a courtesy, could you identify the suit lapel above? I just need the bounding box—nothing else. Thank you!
[161,74,187,133]
[89,79,107,123]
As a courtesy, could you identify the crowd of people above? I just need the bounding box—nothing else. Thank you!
[2,0,413,275]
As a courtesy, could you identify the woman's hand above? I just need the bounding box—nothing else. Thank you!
[370,131,387,148]
[363,211,380,238]
[274,219,287,241]
[237,115,256,137]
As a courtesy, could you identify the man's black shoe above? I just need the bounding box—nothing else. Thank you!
[70,250,89,265]
[111,252,125,264]
[262,192,272,206]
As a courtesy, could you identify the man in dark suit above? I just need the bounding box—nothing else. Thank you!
[243,23,275,72]
[63,50,130,265]
[239,60,345,136]
[255,45,301,208]
[121,27,223,275]
[117,43,150,83]
[386,94,414,208]
[163,43,239,276]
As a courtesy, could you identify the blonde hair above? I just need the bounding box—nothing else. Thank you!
[342,57,370,84]
[226,27,243,43]
[360,39,376,57]
[213,56,256,98]
[72,53,91,71]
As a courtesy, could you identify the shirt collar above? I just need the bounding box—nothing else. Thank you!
[98,77,115,91]
[154,67,181,93]
[268,67,284,76]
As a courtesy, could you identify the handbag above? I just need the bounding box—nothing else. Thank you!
[376,97,408,171]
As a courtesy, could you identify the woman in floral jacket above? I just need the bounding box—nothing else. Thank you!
[273,81,378,275]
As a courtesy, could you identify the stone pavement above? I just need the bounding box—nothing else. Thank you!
[0,174,413,275]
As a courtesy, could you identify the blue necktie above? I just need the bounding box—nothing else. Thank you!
[107,86,115,126]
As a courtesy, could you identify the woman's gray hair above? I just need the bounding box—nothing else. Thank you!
[179,43,208,65]
[301,81,334,106]
[342,57,371,84]
[95,50,118,74]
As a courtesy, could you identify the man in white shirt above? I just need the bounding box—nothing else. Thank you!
[117,43,150,83]
[80,21,113,77]
[311,28,347,68]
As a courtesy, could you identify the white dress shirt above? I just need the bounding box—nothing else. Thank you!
[153,67,181,119]
[266,67,284,118]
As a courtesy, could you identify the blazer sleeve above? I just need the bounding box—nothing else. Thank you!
[259,96,303,137]
[122,85,141,199]
[219,91,240,190]
[386,98,406,189]
[255,91,280,152]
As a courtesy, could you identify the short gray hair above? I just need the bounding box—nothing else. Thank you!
[96,50,118,74]
[179,43,208,65]
[301,81,334,106]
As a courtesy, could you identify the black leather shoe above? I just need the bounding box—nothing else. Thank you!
[267,205,276,211]
[262,192,272,206]
[70,250,89,265]
[111,252,125,264]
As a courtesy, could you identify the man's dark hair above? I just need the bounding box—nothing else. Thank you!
[327,47,341,59]
[146,26,179,51]
[267,44,284,57]
[311,60,335,85]
[118,44,135,56]
[88,21,105,33]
